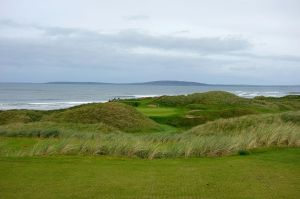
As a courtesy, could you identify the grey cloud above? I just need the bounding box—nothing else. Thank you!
[0,21,252,75]
[0,35,222,82]
[0,20,299,84]
[230,52,300,63]
[123,15,150,21]
[0,19,83,37]
[108,31,251,53]
[0,20,251,54]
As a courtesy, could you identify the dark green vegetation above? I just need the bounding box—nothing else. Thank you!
[0,148,299,199]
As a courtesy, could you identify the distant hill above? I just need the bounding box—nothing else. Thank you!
[131,81,207,86]
[46,82,110,85]
[46,80,208,86]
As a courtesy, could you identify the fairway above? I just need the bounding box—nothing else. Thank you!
[0,148,299,199]
[137,107,182,117]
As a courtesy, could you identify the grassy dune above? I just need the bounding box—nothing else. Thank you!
[120,91,300,128]
[0,102,160,133]
[0,92,299,159]
[1,111,299,158]
[0,91,299,198]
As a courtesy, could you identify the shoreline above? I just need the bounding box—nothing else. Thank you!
[1,91,299,110]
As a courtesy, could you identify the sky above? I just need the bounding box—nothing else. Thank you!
[0,0,299,85]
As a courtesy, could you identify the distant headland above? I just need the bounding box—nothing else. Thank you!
[46,80,208,86]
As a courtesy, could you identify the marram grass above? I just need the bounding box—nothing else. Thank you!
[1,112,299,159]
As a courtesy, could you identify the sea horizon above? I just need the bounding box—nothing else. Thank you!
[0,81,300,87]
[1,82,299,110]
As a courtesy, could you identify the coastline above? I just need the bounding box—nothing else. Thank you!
[0,83,299,110]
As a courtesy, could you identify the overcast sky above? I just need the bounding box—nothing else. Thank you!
[0,0,299,84]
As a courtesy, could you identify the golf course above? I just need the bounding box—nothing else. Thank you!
[0,91,299,198]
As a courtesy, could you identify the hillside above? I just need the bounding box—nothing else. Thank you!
[43,102,159,132]
[0,92,299,159]
[0,102,160,133]
[118,91,300,128]
[46,80,207,86]
[132,80,207,86]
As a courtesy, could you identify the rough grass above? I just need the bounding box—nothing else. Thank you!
[0,102,160,133]
[120,91,300,128]
[2,92,300,131]
[1,92,299,198]
[0,122,120,138]
[187,111,300,135]
[1,112,299,158]
[0,110,45,125]
[0,148,299,199]
[153,91,246,106]
[0,92,299,158]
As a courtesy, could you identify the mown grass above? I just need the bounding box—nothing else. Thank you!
[136,107,183,117]
[0,148,299,199]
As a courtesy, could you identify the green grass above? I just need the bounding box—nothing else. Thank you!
[137,107,182,117]
[0,122,121,139]
[1,111,299,158]
[0,148,299,199]
[1,91,300,131]
[0,92,299,198]
[0,109,45,125]
[119,91,300,128]
[0,102,160,133]
[44,102,161,132]
[0,92,299,158]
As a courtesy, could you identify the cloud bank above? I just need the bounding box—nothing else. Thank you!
[0,0,299,84]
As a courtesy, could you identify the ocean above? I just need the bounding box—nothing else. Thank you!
[0,83,299,110]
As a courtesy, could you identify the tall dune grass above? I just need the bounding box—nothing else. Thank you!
[2,112,299,159]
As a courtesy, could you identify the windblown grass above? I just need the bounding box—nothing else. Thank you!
[0,92,299,158]
[1,112,299,158]
[0,122,120,138]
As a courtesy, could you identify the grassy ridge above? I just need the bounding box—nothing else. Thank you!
[0,110,45,125]
[0,91,299,158]
[1,91,300,131]
[0,102,160,133]
[0,122,120,138]
[120,91,300,128]
[1,111,299,158]
[0,148,299,199]
[43,102,159,132]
